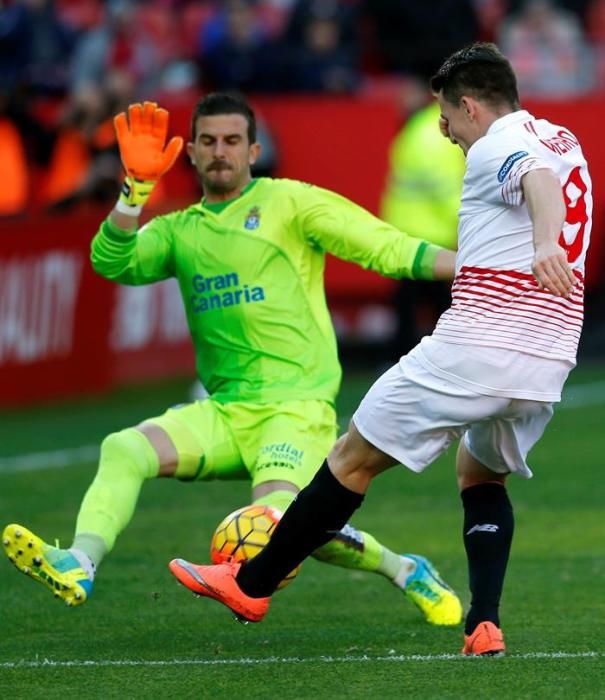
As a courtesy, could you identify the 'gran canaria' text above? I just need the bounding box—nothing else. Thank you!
[190,273,265,313]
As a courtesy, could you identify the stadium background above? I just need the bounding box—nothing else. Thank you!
[0,2,604,697]
[1,0,605,405]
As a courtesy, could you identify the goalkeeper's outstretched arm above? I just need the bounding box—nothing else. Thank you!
[111,101,183,231]
[296,182,457,282]
[431,248,456,281]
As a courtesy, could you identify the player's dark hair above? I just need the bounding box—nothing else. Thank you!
[430,42,520,110]
[190,93,257,144]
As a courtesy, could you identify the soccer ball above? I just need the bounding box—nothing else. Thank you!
[210,504,300,590]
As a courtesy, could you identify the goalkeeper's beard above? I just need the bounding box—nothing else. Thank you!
[200,165,239,195]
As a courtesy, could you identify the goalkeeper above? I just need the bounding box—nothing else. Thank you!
[3,94,461,626]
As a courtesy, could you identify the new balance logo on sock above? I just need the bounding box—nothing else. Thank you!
[466,524,499,535]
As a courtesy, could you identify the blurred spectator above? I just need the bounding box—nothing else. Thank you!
[177,1,217,61]
[283,0,360,92]
[472,0,508,42]
[506,0,592,21]
[135,1,198,93]
[43,0,170,212]
[380,80,464,354]
[381,92,462,251]
[55,0,104,32]
[41,81,126,210]
[0,86,60,216]
[0,0,77,96]
[198,0,282,92]
[0,92,29,216]
[285,0,358,45]
[69,0,167,98]
[258,0,298,37]
[5,0,605,217]
[586,0,605,38]
[498,0,596,96]
[362,1,479,77]
[584,0,605,88]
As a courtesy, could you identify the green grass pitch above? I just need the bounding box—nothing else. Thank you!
[0,365,604,698]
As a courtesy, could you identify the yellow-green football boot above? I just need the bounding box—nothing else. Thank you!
[2,524,93,606]
[401,554,463,626]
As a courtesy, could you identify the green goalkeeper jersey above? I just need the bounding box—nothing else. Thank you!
[91,178,440,405]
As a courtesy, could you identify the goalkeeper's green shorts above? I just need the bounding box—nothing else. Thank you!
[146,398,337,490]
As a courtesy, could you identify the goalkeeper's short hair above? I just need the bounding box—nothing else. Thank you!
[191,93,257,145]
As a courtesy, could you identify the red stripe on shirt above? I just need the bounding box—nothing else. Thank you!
[433,266,584,359]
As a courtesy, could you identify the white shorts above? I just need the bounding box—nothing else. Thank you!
[352,354,554,479]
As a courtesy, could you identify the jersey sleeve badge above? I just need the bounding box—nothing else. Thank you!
[497,151,529,182]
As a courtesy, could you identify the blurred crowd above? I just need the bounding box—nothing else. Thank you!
[2,0,605,216]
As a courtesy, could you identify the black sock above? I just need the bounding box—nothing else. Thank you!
[236,460,364,597]
[462,482,514,635]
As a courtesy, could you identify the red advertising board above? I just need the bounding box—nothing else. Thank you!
[0,212,112,404]
[0,211,195,406]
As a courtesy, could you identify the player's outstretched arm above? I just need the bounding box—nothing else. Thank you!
[431,247,456,281]
[111,101,183,230]
[523,168,576,298]
[297,183,457,282]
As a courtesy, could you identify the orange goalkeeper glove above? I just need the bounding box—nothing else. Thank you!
[113,101,183,215]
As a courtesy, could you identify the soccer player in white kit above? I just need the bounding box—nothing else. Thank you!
[168,43,593,656]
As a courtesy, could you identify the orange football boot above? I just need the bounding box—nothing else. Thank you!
[462,621,506,656]
[168,559,270,623]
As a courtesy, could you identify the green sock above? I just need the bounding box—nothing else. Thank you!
[254,491,405,580]
[253,489,298,515]
[313,526,414,581]
[313,525,383,573]
[73,428,159,567]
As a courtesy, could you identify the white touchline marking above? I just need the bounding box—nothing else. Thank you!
[0,445,99,473]
[0,651,602,669]
[1,381,604,475]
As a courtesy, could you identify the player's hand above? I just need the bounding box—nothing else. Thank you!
[114,101,184,209]
[532,242,577,297]
[439,116,457,144]
[114,101,183,180]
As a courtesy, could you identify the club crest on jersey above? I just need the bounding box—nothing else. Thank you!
[244,206,261,230]
[497,151,528,182]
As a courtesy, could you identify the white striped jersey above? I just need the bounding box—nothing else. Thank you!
[411,109,592,401]
[433,109,592,363]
